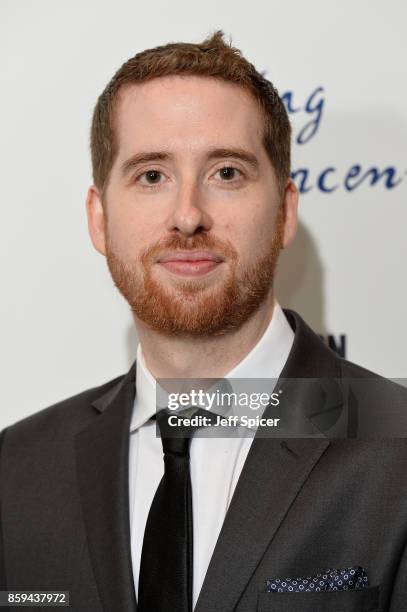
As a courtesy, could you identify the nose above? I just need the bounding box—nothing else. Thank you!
[165,179,212,237]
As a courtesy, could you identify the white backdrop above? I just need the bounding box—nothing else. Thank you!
[1,0,406,429]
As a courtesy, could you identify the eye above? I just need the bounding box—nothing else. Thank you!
[214,166,243,182]
[137,169,165,186]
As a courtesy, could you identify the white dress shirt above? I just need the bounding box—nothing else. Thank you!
[128,301,294,607]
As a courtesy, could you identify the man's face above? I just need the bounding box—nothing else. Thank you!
[87,75,298,336]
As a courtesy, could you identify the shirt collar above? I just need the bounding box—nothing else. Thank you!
[129,300,294,432]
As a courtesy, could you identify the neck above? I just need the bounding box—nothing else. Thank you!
[134,294,276,380]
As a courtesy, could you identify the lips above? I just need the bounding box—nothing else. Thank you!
[157,251,224,263]
[157,250,225,277]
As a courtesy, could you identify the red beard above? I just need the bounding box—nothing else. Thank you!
[105,212,283,337]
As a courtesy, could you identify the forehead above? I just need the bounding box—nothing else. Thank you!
[113,75,265,157]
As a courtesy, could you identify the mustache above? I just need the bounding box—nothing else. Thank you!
[141,233,238,264]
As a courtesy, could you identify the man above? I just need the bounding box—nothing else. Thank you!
[1,31,406,612]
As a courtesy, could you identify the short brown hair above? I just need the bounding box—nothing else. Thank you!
[90,30,291,195]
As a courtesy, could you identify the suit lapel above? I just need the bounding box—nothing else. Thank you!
[75,361,138,612]
[74,309,342,612]
[194,436,329,612]
[195,309,341,612]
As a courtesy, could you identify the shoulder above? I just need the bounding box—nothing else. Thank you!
[283,308,407,403]
[284,308,397,377]
[1,372,127,448]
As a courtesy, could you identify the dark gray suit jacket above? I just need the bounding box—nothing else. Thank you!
[1,309,407,611]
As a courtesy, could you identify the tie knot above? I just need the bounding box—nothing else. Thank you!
[155,406,213,456]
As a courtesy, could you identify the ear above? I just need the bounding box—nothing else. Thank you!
[281,179,298,249]
[86,186,107,256]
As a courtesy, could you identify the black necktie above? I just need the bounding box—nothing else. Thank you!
[138,407,211,612]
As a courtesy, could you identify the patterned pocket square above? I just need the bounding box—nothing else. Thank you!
[266,566,369,593]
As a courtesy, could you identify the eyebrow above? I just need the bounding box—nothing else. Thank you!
[120,147,260,178]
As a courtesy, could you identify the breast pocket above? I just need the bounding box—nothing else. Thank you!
[257,585,380,612]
